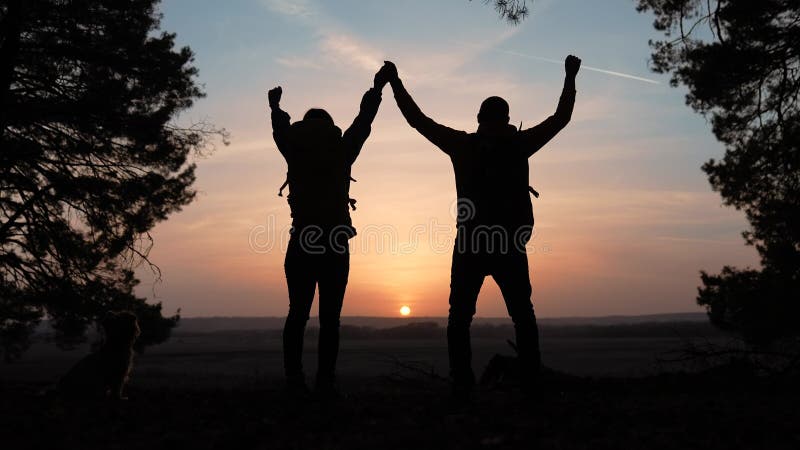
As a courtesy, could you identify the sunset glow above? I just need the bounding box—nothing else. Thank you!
[132,0,758,318]
[400,306,411,317]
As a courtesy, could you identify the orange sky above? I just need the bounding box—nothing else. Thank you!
[134,0,759,318]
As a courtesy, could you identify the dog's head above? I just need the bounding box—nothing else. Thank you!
[101,311,141,346]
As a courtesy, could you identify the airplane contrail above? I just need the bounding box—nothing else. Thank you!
[497,49,660,85]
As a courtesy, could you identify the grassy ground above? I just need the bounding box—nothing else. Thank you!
[3,369,799,450]
[3,332,795,449]
[5,335,711,386]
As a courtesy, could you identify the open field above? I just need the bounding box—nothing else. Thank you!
[5,317,723,387]
[3,318,797,449]
[5,335,718,387]
[3,358,799,450]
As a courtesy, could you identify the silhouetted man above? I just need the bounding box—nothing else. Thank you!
[268,65,391,398]
[382,56,581,399]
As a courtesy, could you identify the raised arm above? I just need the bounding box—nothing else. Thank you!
[341,68,387,165]
[268,86,291,158]
[520,55,580,157]
[384,61,468,155]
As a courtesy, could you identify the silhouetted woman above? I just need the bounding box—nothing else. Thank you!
[267,65,390,398]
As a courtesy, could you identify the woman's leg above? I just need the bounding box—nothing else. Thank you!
[315,239,350,392]
[283,236,317,388]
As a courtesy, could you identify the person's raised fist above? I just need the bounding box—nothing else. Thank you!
[565,55,581,77]
[268,86,282,108]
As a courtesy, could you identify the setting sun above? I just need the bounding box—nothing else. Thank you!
[399,306,411,317]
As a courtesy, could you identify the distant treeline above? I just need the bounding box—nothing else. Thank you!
[172,321,724,340]
[164,313,708,334]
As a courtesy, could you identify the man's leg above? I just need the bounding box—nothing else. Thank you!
[315,241,349,394]
[283,236,317,391]
[448,246,485,396]
[492,250,541,386]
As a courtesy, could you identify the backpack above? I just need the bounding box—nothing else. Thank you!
[279,175,358,211]
[277,119,358,229]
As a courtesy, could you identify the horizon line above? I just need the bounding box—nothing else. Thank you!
[178,311,706,320]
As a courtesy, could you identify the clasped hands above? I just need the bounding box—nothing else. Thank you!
[268,55,580,109]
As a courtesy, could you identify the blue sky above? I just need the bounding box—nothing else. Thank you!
[136,0,759,318]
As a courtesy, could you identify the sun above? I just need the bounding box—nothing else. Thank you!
[399,305,411,317]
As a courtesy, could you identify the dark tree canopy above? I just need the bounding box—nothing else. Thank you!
[637,0,800,345]
[0,0,225,360]
[471,0,530,24]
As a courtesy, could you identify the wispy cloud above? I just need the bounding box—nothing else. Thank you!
[452,39,660,85]
[398,27,523,88]
[275,56,322,70]
[263,0,383,73]
[262,0,315,18]
[319,32,383,72]
[497,49,661,85]
[263,0,522,90]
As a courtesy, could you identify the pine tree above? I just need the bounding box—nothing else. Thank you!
[472,0,530,24]
[637,0,800,345]
[0,0,226,360]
